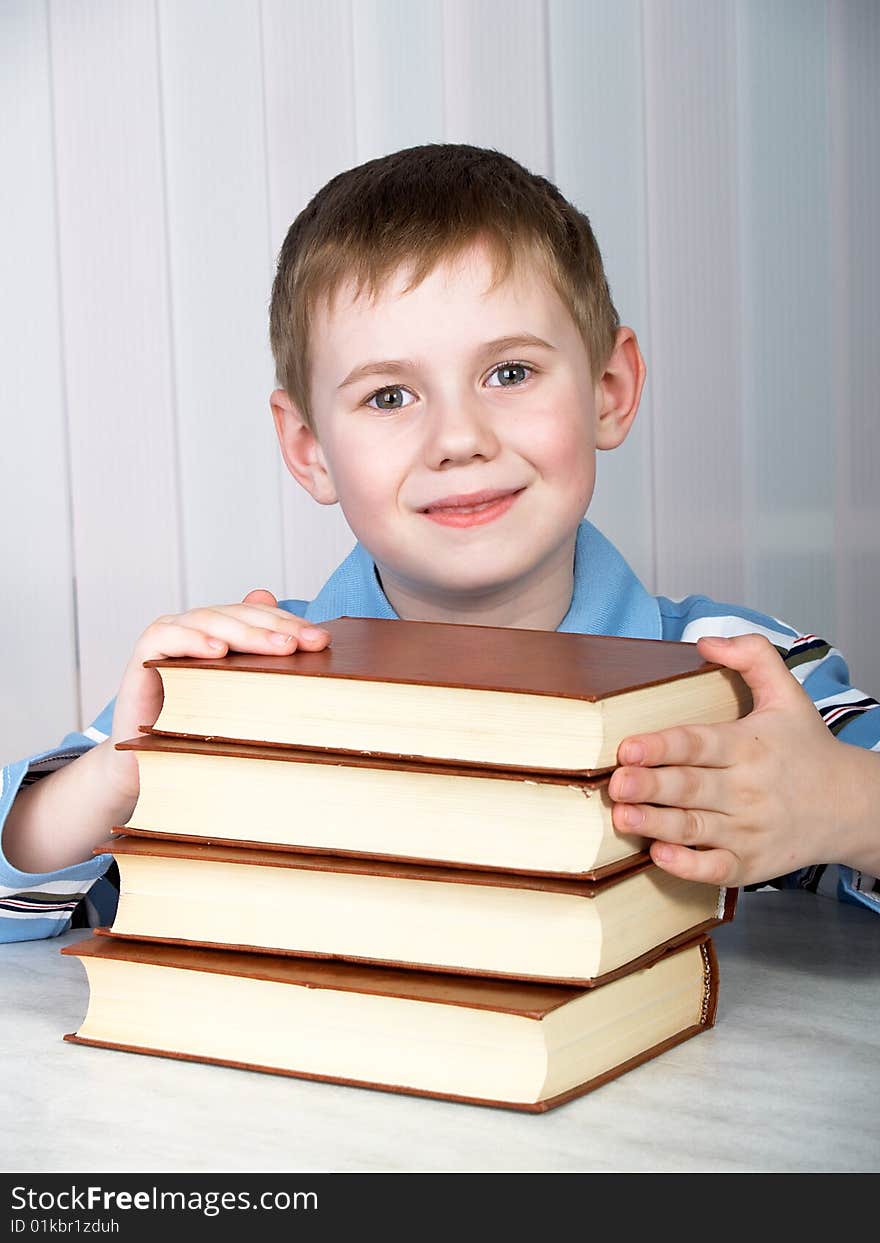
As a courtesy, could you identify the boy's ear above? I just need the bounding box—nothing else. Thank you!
[593,327,647,450]
[270,389,338,505]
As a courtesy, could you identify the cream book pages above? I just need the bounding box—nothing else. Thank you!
[63,935,718,1112]
[101,837,733,986]
[119,735,647,877]
[144,616,751,776]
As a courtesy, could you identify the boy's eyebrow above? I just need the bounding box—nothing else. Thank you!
[337,334,556,390]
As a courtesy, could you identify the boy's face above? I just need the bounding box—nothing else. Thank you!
[272,241,642,625]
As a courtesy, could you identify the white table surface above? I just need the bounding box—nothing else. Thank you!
[3,888,878,1174]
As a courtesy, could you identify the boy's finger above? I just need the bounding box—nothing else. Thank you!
[617,722,736,770]
[140,616,320,660]
[611,800,730,850]
[223,602,331,639]
[649,840,741,887]
[179,605,329,644]
[608,763,733,814]
[133,622,244,661]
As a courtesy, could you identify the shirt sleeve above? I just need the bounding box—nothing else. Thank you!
[0,697,119,943]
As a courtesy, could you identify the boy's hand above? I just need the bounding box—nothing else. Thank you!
[105,589,330,811]
[608,633,868,887]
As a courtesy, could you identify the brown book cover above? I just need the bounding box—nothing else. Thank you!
[95,834,737,987]
[143,616,751,776]
[145,614,730,700]
[61,933,719,1113]
[115,732,639,881]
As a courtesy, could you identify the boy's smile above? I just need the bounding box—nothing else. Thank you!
[271,241,644,629]
[420,485,525,527]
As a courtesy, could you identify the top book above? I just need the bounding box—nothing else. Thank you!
[145,616,751,776]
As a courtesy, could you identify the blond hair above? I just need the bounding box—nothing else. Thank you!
[269,143,619,429]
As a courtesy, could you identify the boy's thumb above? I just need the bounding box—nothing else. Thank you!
[243,587,278,607]
[696,632,797,713]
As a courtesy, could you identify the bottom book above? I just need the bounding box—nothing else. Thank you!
[61,933,718,1112]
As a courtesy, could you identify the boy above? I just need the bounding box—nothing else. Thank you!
[2,143,878,941]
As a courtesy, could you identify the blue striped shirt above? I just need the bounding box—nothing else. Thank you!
[2,519,878,941]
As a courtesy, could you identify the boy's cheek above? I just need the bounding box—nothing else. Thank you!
[511,398,597,463]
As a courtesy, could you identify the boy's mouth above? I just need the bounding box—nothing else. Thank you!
[420,487,525,527]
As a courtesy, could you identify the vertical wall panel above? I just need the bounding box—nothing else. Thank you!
[261,0,357,602]
[442,0,551,177]
[157,0,283,608]
[5,0,879,762]
[48,0,181,727]
[0,0,79,760]
[548,0,654,589]
[736,1,835,639]
[351,0,444,163]
[830,0,880,693]
[642,0,744,604]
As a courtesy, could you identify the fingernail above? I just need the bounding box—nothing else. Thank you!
[208,640,225,652]
[615,775,636,799]
[271,632,294,646]
[623,805,644,827]
[300,627,327,641]
[653,844,673,862]
[622,742,645,764]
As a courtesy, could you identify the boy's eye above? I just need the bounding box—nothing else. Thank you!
[486,362,532,387]
[365,385,415,411]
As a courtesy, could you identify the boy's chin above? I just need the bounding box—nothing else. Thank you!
[407,555,543,600]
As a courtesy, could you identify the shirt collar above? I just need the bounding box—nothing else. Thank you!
[558,519,662,638]
[304,517,661,639]
[303,541,397,625]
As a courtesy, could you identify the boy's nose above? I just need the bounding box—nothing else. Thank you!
[422,391,501,468]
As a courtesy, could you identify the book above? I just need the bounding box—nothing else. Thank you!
[144,616,751,776]
[116,733,648,878]
[61,932,718,1112]
[96,835,736,986]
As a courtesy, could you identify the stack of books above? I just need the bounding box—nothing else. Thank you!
[62,616,749,1112]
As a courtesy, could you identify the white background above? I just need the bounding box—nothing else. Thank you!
[2,0,878,761]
